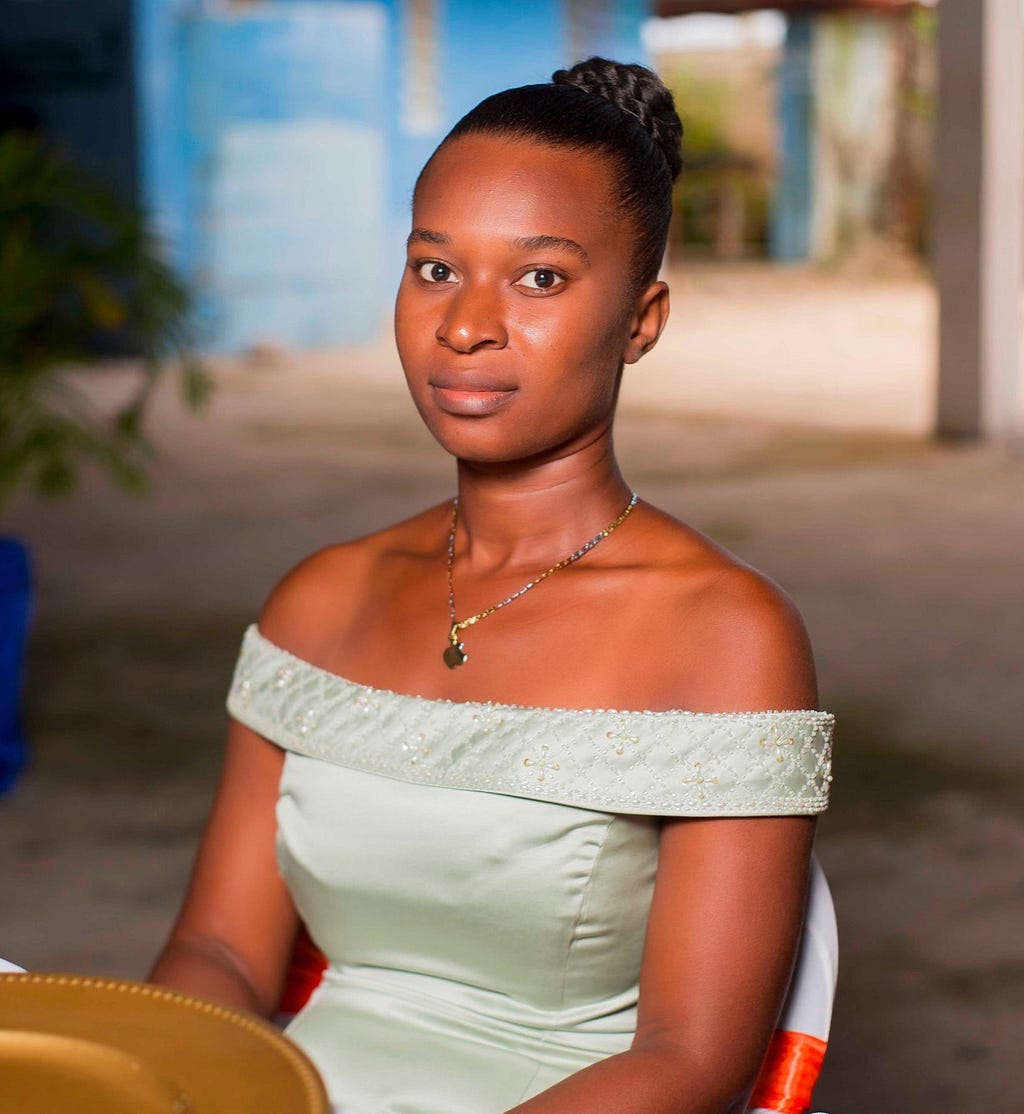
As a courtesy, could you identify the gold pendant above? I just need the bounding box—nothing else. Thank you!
[444,625,467,668]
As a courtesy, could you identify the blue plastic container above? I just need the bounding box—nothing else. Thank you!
[0,537,32,794]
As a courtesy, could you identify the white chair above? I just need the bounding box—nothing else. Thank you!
[747,853,837,1114]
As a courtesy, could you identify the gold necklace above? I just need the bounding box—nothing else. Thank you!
[443,492,639,668]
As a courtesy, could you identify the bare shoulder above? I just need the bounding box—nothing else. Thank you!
[256,502,450,661]
[686,560,818,711]
[631,504,819,713]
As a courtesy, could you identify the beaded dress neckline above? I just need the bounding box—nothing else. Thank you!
[228,625,834,818]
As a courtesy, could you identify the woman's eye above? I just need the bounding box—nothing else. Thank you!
[516,269,564,292]
[416,261,455,284]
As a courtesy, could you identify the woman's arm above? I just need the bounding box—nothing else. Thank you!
[149,545,361,1012]
[147,716,299,1015]
[149,544,369,1014]
[506,566,822,1114]
[506,816,815,1114]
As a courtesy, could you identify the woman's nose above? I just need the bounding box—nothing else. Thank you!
[436,282,508,352]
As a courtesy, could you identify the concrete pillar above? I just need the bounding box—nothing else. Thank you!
[770,14,815,261]
[933,0,1024,440]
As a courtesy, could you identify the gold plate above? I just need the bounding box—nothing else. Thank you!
[0,973,329,1114]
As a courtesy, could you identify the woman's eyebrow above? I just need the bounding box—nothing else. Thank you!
[407,228,450,247]
[407,229,590,265]
[512,235,590,265]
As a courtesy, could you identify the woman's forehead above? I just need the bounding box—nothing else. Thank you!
[410,137,628,263]
[412,133,622,243]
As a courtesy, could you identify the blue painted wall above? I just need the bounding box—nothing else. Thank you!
[131,0,650,352]
[136,1,388,350]
[135,0,200,276]
[185,5,387,350]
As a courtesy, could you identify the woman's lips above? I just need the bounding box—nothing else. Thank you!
[430,383,516,416]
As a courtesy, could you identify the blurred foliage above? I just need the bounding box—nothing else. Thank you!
[910,6,937,59]
[899,5,937,257]
[665,69,772,257]
[0,130,211,517]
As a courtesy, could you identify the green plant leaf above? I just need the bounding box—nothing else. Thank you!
[0,131,212,520]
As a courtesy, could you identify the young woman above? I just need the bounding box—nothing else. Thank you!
[150,58,834,1114]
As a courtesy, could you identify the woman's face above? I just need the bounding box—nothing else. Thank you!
[394,133,666,467]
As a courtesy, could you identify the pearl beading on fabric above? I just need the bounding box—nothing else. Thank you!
[226,626,834,818]
[606,723,641,756]
[523,744,561,782]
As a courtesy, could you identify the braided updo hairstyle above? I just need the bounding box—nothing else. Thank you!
[422,58,683,293]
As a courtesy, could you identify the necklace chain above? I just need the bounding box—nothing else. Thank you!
[442,492,639,668]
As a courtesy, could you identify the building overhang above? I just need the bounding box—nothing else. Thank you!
[655,1,924,15]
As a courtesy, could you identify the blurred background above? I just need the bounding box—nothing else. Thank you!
[0,1,1021,1111]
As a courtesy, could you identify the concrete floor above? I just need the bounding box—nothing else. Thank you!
[1,265,1021,1112]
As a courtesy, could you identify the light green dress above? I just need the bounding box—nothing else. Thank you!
[227,624,833,1114]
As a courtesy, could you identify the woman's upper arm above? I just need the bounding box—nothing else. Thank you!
[154,548,354,1010]
[156,715,298,1014]
[632,563,822,1095]
[634,814,815,1100]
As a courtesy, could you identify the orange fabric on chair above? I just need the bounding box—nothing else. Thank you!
[749,1029,827,1114]
[279,924,327,1016]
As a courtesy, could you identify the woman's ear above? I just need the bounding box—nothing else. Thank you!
[622,281,670,365]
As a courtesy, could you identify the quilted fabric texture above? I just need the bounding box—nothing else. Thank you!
[227,625,833,817]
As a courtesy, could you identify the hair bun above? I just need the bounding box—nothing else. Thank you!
[552,57,683,181]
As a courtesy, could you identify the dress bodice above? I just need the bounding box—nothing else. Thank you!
[226,625,834,1114]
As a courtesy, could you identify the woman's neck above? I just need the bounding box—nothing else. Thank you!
[451,439,633,575]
